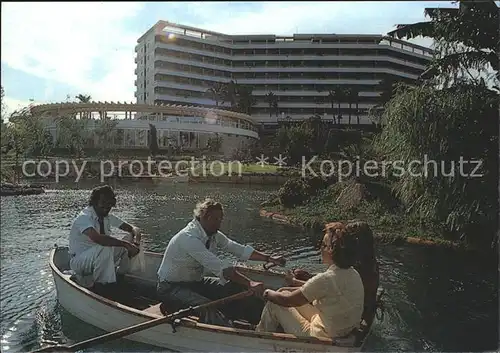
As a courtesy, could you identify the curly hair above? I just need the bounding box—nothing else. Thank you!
[88,185,116,207]
[324,222,358,269]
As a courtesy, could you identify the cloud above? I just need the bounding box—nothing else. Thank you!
[3,97,40,116]
[176,1,447,47]
[2,1,451,107]
[1,2,144,102]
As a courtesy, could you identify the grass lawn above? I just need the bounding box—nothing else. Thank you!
[241,163,279,173]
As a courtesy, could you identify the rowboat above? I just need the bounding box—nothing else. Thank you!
[49,245,383,352]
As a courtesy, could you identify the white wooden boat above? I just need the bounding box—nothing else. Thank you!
[49,245,383,352]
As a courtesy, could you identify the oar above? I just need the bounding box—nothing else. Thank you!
[262,251,320,272]
[33,290,253,353]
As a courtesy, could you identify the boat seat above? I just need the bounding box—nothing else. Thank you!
[142,304,254,330]
[143,303,200,322]
[143,303,164,316]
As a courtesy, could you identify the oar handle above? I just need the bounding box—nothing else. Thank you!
[33,290,253,353]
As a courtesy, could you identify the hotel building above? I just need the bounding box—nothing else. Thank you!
[135,21,433,125]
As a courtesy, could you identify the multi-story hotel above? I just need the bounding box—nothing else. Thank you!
[135,20,433,125]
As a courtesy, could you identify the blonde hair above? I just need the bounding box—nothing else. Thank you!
[193,198,223,219]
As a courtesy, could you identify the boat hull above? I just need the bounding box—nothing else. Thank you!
[50,247,370,352]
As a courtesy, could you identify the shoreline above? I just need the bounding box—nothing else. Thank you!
[0,182,46,196]
[16,172,289,186]
[259,208,466,250]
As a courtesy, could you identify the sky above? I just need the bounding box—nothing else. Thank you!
[1,1,453,115]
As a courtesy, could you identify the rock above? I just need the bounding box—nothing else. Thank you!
[335,182,368,210]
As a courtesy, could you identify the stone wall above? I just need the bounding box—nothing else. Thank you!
[189,174,287,185]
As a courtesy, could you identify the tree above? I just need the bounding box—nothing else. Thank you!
[55,115,90,158]
[222,80,239,110]
[376,81,498,247]
[206,83,225,107]
[236,85,257,115]
[344,88,354,124]
[75,94,92,103]
[272,100,279,117]
[376,77,397,108]
[9,106,52,158]
[280,124,315,165]
[352,88,361,124]
[148,123,159,157]
[387,0,499,85]
[265,92,278,117]
[379,1,499,248]
[330,87,344,124]
[1,106,53,181]
[368,105,383,128]
[1,86,6,123]
[75,94,92,119]
[207,133,222,152]
[275,117,338,165]
[326,90,335,123]
[94,118,118,157]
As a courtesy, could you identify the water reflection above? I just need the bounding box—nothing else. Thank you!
[0,181,497,352]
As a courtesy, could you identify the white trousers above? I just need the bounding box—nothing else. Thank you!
[256,301,320,337]
[70,235,132,287]
[256,288,329,339]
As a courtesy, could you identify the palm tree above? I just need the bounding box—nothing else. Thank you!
[375,77,396,110]
[75,94,92,119]
[206,83,225,107]
[236,85,256,115]
[334,88,345,124]
[387,1,499,84]
[272,100,279,117]
[327,90,336,123]
[344,88,354,124]
[351,88,360,124]
[265,92,277,117]
[223,80,239,110]
[75,94,92,103]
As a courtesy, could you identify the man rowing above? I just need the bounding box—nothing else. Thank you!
[68,185,142,298]
[157,198,286,327]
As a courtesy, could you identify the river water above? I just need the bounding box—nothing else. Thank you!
[0,181,497,352]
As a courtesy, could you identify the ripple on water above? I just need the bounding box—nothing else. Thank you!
[0,182,497,352]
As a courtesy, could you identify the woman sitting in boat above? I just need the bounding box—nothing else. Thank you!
[255,222,365,339]
[292,221,380,326]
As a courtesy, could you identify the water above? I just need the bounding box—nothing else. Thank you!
[1,181,498,352]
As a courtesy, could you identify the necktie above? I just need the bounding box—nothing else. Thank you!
[205,237,211,249]
[98,217,105,235]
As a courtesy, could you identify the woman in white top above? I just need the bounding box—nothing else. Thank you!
[255,222,365,339]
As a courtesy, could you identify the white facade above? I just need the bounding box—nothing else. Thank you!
[135,21,433,125]
[31,103,258,157]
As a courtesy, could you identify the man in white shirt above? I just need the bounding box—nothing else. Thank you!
[69,185,141,297]
[157,198,286,327]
